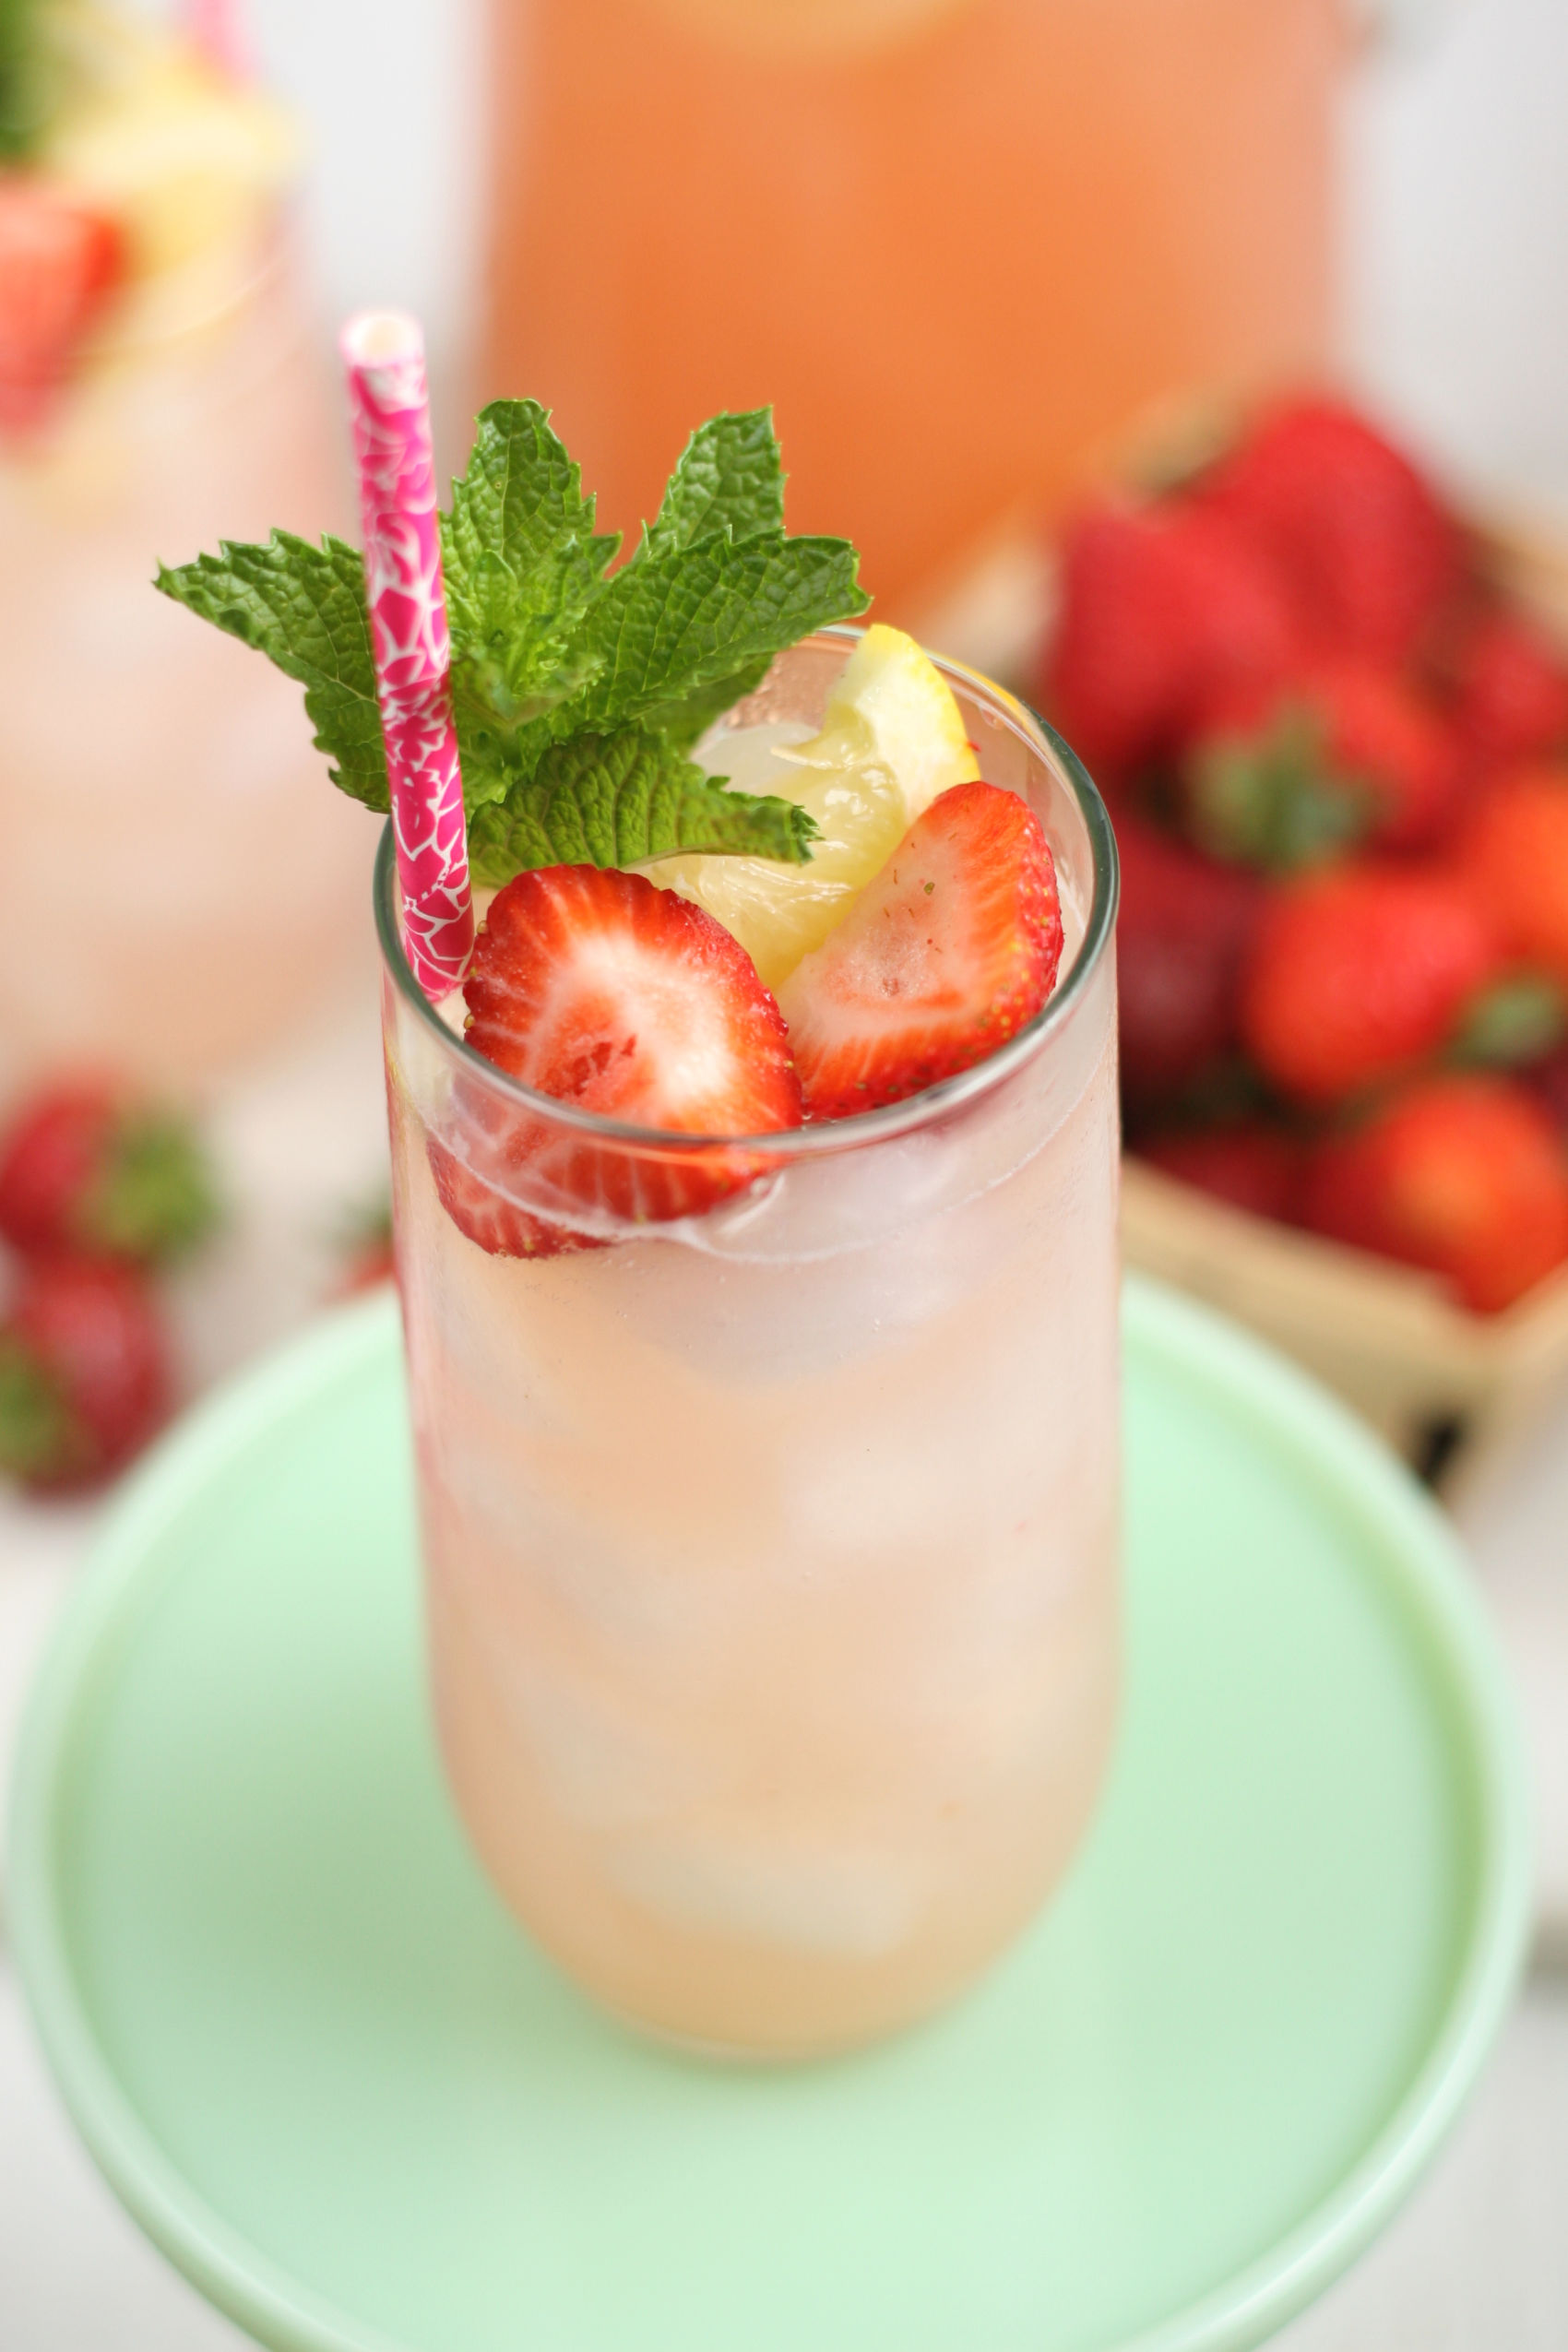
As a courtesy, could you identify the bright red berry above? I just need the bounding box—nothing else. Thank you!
[1453,612,1568,769]
[1135,1122,1304,1224]
[1114,814,1263,1111]
[0,1255,172,1490]
[1240,865,1496,1105]
[0,178,123,434]
[1204,398,1459,664]
[1303,1075,1568,1313]
[1455,766,1568,990]
[777,781,1062,1121]
[436,865,802,1254]
[0,1076,218,1263]
[1040,501,1297,778]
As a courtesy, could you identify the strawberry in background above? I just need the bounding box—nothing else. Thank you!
[0,1075,220,1491]
[1115,814,1262,1116]
[1036,387,1568,1313]
[1041,502,1297,784]
[1200,397,1460,665]
[0,1253,170,1489]
[1304,1076,1568,1314]
[0,1076,219,1263]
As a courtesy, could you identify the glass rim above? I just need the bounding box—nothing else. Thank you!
[375,627,1120,1158]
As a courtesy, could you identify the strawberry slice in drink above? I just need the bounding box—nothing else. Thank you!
[0,180,123,434]
[430,864,803,1255]
[777,781,1063,1120]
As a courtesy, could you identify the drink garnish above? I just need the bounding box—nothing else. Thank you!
[157,402,870,883]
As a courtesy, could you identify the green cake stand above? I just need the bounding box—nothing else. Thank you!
[6,1277,1530,2352]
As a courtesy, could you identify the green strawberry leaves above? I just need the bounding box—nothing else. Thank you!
[156,404,868,879]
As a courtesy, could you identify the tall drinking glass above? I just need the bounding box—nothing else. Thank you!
[380,634,1121,2058]
[0,217,369,1090]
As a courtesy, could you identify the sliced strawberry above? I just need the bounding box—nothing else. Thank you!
[433,865,802,1254]
[0,177,123,434]
[777,781,1063,1121]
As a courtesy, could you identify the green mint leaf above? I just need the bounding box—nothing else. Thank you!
[443,399,620,764]
[572,530,868,738]
[468,728,817,887]
[155,533,387,811]
[643,410,784,559]
[160,404,867,876]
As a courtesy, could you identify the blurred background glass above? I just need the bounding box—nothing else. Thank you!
[0,3,370,1091]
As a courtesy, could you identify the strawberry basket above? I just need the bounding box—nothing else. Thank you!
[914,413,1568,1489]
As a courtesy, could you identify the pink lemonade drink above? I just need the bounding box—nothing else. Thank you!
[166,388,1120,2058]
[380,634,1121,2057]
[0,6,369,1087]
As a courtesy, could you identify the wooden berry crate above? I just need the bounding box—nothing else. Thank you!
[911,487,1568,1491]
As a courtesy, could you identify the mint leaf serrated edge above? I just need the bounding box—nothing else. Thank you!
[155,534,388,811]
[468,729,817,885]
[156,401,869,884]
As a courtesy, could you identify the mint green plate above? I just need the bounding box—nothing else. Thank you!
[6,1278,1529,2352]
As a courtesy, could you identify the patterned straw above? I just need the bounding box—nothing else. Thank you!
[339,311,474,1002]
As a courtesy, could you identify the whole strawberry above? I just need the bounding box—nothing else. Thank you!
[0,1078,219,1264]
[1453,612,1568,769]
[1135,1122,1303,1224]
[1185,657,1460,867]
[1303,1075,1568,1313]
[1240,865,1495,1105]
[0,1255,172,1490]
[1455,765,1568,990]
[1040,501,1297,780]
[1204,398,1459,664]
[1115,814,1264,1112]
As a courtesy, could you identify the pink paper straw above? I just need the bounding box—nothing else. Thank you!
[340,311,474,1002]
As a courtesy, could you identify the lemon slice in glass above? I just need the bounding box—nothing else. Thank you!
[660,624,980,992]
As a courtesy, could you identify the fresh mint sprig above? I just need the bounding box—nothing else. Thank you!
[156,404,869,884]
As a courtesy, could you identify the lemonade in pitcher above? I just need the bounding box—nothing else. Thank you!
[482,0,1344,614]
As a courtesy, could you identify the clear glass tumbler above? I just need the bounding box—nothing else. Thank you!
[0,217,371,1092]
[380,633,1121,2059]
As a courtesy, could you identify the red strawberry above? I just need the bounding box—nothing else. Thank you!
[1204,398,1460,664]
[777,782,1062,1120]
[1240,864,1496,1105]
[1135,1122,1303,1223]
[1455,766,1568,989]
[434,865,802,1255]
[1185,656,1462,865]
[1115,813,1263,1111]
[0,1076,218,1263]
[1303,1075,1568,1313]
[0,1255,172,1490]
[1453,611,1568,768]
[1040,502,1297,778]
[329,1194,397,1297]
[0,177,123,434]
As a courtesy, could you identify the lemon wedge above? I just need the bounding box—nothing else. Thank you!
[660,624,980,991]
